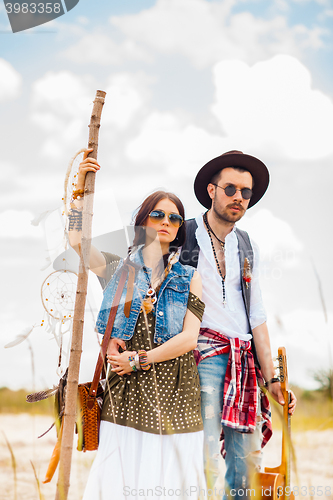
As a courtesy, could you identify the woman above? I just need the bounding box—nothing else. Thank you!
[68,151,206,500]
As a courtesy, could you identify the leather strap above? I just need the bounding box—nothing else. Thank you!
[87,264,129,408]
[124,264,135,318]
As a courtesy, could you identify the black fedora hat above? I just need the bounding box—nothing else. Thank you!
[194,150,269,209]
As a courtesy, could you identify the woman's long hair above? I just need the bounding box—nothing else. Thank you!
[131,190,186,252]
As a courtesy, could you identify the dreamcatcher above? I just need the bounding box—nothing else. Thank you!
[41,270,77,320]
[5,148,89,374]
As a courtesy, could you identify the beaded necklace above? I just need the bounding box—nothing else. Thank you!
[203,211,226,306]
[203,212,225,252]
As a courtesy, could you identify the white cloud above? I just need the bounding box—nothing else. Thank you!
[30,71,95,158]
[238,209,303,266]
[0,210,43,239]
[111,0,325,68]
[126,111,225,173]
[0,58,21,101]
[102,73,152,129]
[211,55,333,160]
[30,70,153,157]
[125,55,333,171]
[63,33,151,65]
[318,8,333,20]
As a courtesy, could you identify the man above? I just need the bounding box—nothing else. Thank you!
[179,150,296,498]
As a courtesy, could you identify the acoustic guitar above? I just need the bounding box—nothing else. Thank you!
[255,346,294,500]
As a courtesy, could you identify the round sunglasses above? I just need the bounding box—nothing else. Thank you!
[213,183,252,200]
[148,210,184,228]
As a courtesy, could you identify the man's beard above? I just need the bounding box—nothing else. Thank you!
[212,198,245,223]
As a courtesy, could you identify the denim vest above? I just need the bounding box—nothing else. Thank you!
[96,246,195,344]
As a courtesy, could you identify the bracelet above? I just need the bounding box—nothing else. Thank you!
[265,377,280,388]
[128,355,137,372]
[134,353,141,371]
[72,188,85,201]
[138,349,151,371]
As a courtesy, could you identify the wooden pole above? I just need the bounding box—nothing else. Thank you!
[55,90,106,500]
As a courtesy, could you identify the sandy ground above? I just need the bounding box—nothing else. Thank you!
[0,414,332,500]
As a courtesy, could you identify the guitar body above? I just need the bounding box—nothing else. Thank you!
[255,347,294,500]
[256,472,284,500]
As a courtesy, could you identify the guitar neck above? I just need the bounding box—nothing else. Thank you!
[279,348,292,499]
[282,391,292,490]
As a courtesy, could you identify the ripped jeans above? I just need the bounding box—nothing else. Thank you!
[198,354,262,499]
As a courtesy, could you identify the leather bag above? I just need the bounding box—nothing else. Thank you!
[76,263,131,451]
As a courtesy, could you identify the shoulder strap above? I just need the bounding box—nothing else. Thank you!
[87,263,129,407]
[179,219,199,268]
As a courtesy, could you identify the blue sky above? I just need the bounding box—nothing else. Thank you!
[1,0,333,391]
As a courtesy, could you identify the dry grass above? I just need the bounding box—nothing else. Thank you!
[0,388,54,415]
[0,414,95,500]
[0,389,332,500]
[271,386,333,432]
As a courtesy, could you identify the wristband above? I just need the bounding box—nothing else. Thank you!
[138,349,151,371]
[265,377,280,388]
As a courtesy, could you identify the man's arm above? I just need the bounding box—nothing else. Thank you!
[252,322,296,414]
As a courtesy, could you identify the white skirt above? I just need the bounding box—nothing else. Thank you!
[82,421,207,500]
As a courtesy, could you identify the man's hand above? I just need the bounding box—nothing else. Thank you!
[106,338,126,362]
[268,382,297,415]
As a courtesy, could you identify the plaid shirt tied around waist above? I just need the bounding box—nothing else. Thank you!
[195,328,272,457]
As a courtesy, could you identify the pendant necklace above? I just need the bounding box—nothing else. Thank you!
[141,253,176,314]
[203,211,226,306]
[142,269,158,314]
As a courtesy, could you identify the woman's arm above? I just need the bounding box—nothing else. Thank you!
[67,149,107,278]
[109,271,202,375]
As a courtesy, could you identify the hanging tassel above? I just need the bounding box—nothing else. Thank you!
[242,257,252,289]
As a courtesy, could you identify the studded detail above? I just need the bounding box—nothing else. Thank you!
[101,292,204,435]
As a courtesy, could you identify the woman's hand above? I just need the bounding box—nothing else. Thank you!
[108,350,137,376]
[76,148,101,189]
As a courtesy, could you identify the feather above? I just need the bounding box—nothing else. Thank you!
[26,386,59,403]
[31,209,54,227]
[4,326,35,348]
[43,420,63,483]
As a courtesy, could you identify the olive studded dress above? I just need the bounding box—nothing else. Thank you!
[101,291,204,435]
[82,252,207,500]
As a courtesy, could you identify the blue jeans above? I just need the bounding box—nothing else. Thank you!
[198,354,262,499]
